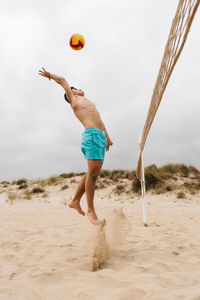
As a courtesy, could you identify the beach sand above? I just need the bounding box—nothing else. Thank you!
[0,186,200,299]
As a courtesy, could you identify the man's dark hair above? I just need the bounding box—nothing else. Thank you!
[64,87,77,103]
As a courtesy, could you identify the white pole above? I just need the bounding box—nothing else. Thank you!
[140,152,148,227]
[138,136,148,227]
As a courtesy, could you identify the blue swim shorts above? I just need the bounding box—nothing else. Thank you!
[81,128,107,163]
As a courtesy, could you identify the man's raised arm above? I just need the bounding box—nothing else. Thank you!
[38,67,74,104]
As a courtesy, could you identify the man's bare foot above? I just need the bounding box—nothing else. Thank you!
[87,211,100,225]
[68,200,85,216]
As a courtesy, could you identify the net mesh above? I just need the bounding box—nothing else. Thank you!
[136,0,200,180]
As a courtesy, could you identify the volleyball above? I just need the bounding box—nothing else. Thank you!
[69,33,85,50]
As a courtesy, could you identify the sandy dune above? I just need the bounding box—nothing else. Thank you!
[0,191,200,299]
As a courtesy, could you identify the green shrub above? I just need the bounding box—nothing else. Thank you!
[116,184,125,191]
[100,169,110,178]
[101,169,134,180]
[183,181,200,192]
[59,173,69,178]
[17,179,27,185]
[132,178,141,193]
[47,176,59,185]
[18,184,28,190]
[146,164,157,170]
[131,170,162,193]
[114,184,125,195]
[188,188,196,195]
[34,179,45,186]
[161,164,178,175]
[166,186,172,192]
[109,170,126,181]
[155,186,168,194]
[126,170,136,180]
[1,181,10,185]
[32,187,45,194]
[144,169,161,191]
[176,191,186,199]
[129,164,199,194]
[66,172,75,178]
[96,181,106,190]
[60,172,84,178]
[179,164,190,178]
[160,164,190,178]
[61,185,69,190]
[194,182,200,190]
[109,170,117,181]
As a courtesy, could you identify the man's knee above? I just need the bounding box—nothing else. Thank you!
[88,167,100,180]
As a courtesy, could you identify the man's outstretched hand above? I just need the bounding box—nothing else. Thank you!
[38,67,51,80]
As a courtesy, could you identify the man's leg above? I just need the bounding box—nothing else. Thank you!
[85,159,103,225]
[68,173,87,215]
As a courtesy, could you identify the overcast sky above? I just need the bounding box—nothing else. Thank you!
[0,0,199,181]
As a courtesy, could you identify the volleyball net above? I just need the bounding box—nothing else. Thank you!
[137,0,199,180]
[136,0,200,226]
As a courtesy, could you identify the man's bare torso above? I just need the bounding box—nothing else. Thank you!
[71,96,104,130]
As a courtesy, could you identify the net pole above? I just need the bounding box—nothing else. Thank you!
[141,152,148,227]
[138,137,148,227]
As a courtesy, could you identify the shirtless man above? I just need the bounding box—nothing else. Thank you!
[38,68,113,225]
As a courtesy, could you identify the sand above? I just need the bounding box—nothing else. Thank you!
[0,185,200,299]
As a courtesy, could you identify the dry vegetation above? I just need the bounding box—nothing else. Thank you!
[98,163,200,196]
[0,164,200,203]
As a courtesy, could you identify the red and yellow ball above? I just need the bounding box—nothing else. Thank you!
[69,33,85,50]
